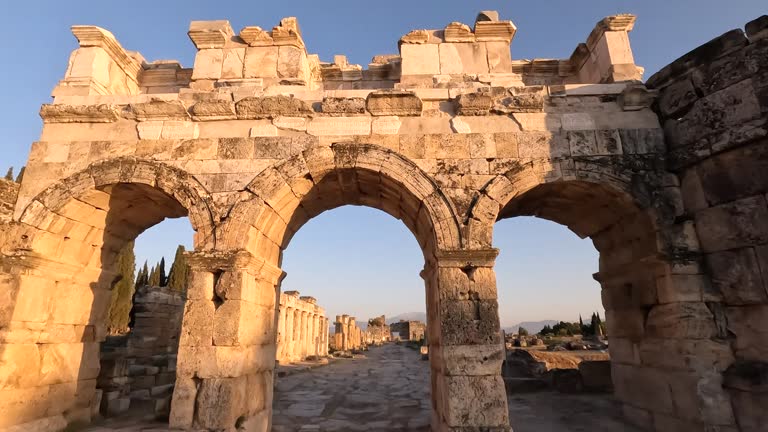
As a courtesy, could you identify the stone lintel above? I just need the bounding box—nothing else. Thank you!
[188,20,234,49]
[129,99,190,121]
[366,90,422,116]
[474,21,516,43]
[585,14,637,51]
[299,296,317,304]
[39,103,121,123]
[71,25,143,80]
[185,249,284,282]
[444,22,475,43]
[435,249,500,268]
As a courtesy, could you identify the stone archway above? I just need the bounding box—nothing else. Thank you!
[468,159,736,430]
[0,158,215,430]
[170,143,510,431]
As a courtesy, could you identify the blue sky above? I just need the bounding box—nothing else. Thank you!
[2,1,764,325]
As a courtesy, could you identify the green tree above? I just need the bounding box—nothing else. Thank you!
[4,167,13,181]
[539,324,553,336]
[159,257,167,286]
[14,166,25,183]
[518,326,529,337]
[106,241,136,334]
[167,245,189,292]
[148,263,161,287]
[135,261,149,288]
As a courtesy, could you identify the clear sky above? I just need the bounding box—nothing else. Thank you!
[2,1,765,326]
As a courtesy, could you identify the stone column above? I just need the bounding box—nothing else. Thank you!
[291,310,300,361]
[311,314,319,356]
[276,305,286,362]
[170,250,283,432]
[299,311,308,360]
[425,249,509,432]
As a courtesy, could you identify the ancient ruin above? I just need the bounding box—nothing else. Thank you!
[276,291,328,363]
[0,9,766,432]
[331,315,364,352]
[364,315,391,345]
[390,320,427,342]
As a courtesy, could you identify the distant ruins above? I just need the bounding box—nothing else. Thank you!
[331,315,364,352]
[390,320,426,341]
[276,291,328,363]
[364,315,391,345]
[0,8,766,432]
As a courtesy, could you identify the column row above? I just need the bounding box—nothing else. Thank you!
[275,291,328,363]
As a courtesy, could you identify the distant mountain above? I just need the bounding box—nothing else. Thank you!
[503,320,559,335]
[386,312,427,324]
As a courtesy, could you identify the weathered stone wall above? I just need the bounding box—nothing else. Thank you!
[275,291,328,363]
[390,320,426,341]
[97,285,184,419]
[647,15,768,432]
[2,9,762,432]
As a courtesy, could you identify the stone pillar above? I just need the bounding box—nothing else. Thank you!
[425,249,509,432]
[299,311,308,359]
[312,314,319,356]
[276,305,286,361]
[170,250,283,432]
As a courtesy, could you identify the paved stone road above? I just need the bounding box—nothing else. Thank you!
[272,344,431,432]
[86,343,639,432]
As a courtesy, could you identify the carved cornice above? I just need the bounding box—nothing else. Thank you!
[71,25,142,82]
[39,104,121,123]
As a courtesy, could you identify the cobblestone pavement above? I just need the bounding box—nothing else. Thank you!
[85,343,639,432]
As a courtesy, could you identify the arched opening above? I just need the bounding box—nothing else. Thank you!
[182,143,470,431]
[473,160,732,431]
[1,159,213,430]
[272,205,430,430]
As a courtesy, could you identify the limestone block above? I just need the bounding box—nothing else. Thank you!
[244,47,278,78]
[307,117,371,136]
[169,376,197,429]
[517,132,569,159]
[492,87,545,114]
[618,128,665,154]
[595,129,623,155]
[475,20,517,42]
[450,118,472,134]
[178,300,215,346]
[454,93,492,116]
[190,100,237,121]
[39,342,99,385]
[695,196,768,253]
[0,343,41,389]
[321,97,366,115]
[235,95,313,119]
[161,121,199,139]
[221,48,245,79]
[646,302,717,339]
[725,305,768,361]
[605,309,646,339]
[612,364,674,414]
[249,123,278,137]
[240,26,273,46]
[39,104,120,123]
[439,300,501,346]
[188,20,234,49]
[561,113,596,130]
[137,121,163,140]
[369,116,401,135]
[707,249,768,305]
[443,375,509,427]
[366,91,422,116]
[277,46,308,83]
[192,49,224,81]
[130,99,189,121]
[486,41,512,73]
[273,116,307,131]
[195,378,247,429]
[400,44,440,76]
[441,344,504,376]
[566,130,598,156]
[439,43,489,75]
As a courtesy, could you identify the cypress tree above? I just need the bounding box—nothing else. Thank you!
[148,263,161,287]
[167,245,189,292]
[159,257,167,286]
[106,241,136,334]
[135,261,149,288]
[4,167,13,181]
[14,166,25,183]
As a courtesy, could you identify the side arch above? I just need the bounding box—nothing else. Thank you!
[18,157,217,251]
[218,142,463,262]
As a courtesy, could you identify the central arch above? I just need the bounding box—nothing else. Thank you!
[171,143,482,431]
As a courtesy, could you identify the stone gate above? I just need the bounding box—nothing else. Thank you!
[0,10,766,432]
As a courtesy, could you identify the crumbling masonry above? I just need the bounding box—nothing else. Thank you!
[0,10,766,432]
[331,315,363,352]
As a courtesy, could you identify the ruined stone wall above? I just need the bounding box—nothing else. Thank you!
[97,285,184,419]
[647,16,768,432]
[390,320,426,341]
[364,315,390,345]
[276,291,328,363]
